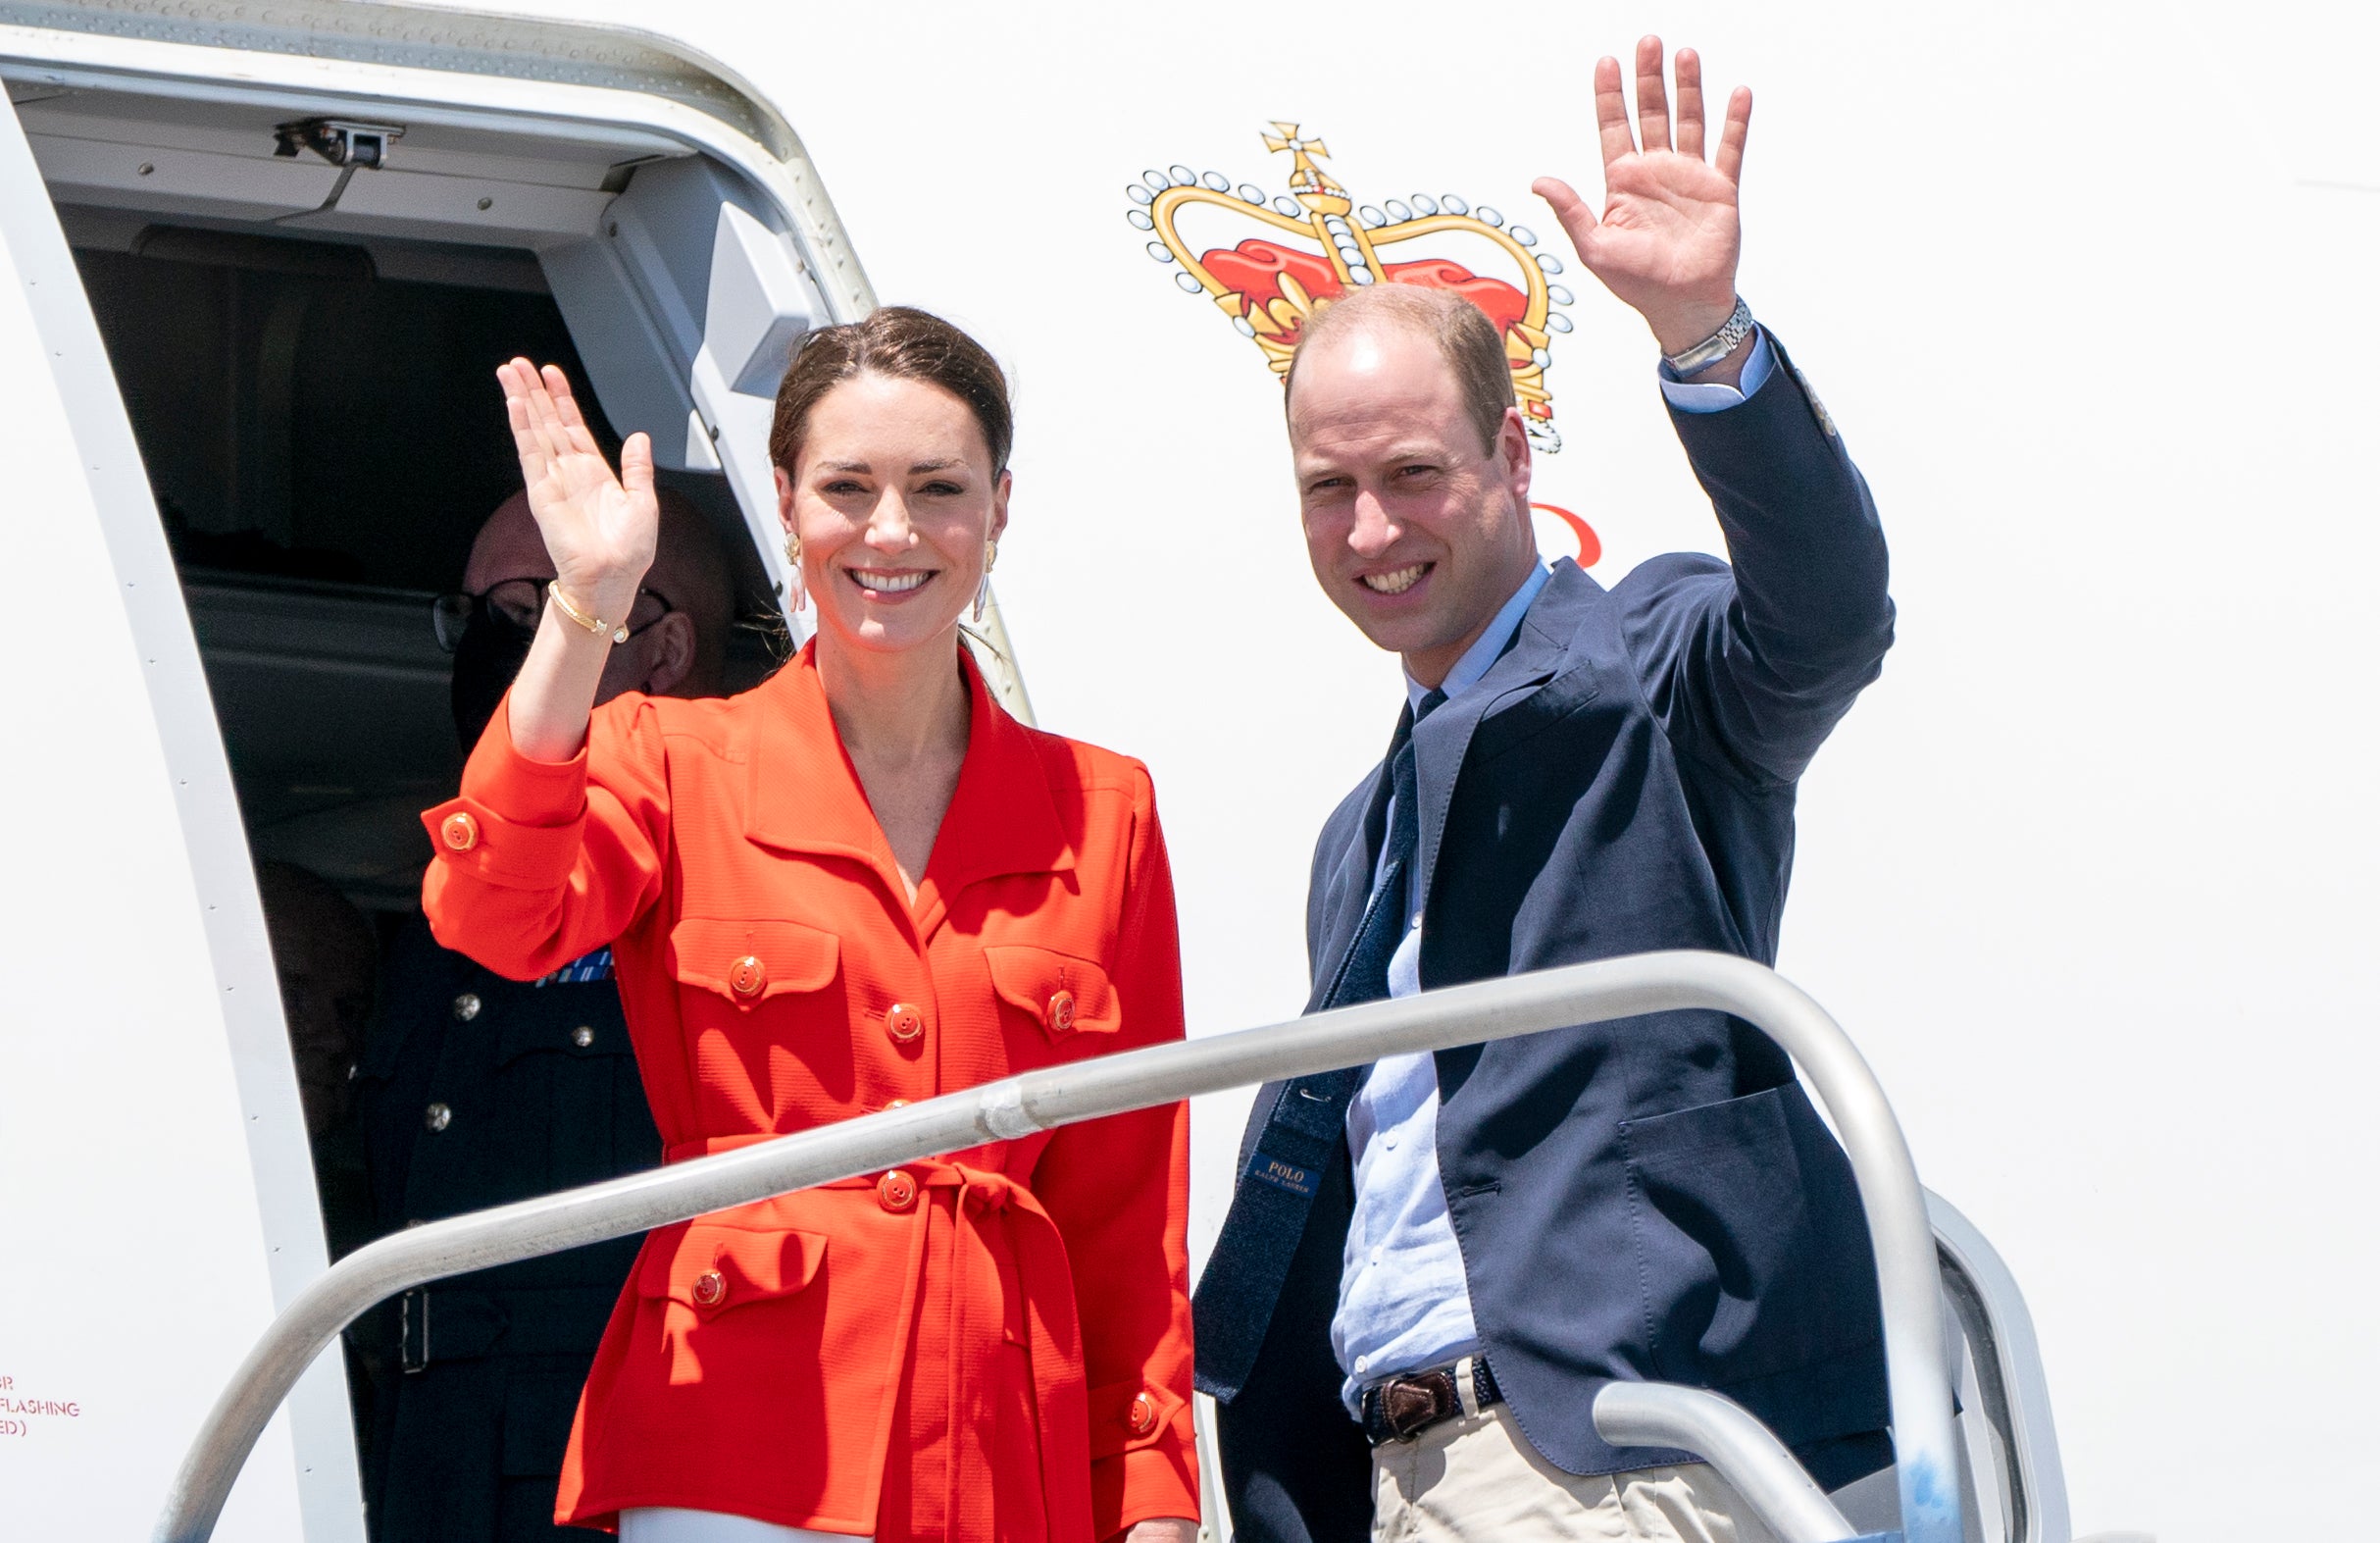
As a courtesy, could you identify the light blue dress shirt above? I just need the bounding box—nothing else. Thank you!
[1328,334,1776,1417]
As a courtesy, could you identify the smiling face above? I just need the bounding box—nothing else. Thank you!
[777,372,1010,659]
[1288,322,1539,687]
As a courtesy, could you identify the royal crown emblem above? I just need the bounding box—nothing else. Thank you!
[1128,124,1577,452]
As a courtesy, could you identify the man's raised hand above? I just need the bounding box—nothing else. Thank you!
[1533,37,1749,357]
[496,358,658,624]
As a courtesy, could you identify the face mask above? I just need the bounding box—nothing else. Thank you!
[449,602,536,750]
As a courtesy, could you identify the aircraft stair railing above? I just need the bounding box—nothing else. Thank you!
[1924,1192,2072,1543]
[154,951,1964,1543]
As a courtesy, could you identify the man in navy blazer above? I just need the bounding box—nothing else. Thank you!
[1192,39,1896,1543]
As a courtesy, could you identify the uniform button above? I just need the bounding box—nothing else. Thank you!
[878,1168,919,1211]
[424,1102,452,1132]
[1128,1392,1159,1437]
[886,1003,925,1043]
[1046,989,1076,1034]
[439,811,479,851]
[692,1269,726,1307]
[728,954,767,999]
[451,993,481,1022]
[572,1025,594,1048]
[884,1099,910,1110]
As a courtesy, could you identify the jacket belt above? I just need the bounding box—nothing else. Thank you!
[662,1132,1096,1543]
[363,1283,621,1372]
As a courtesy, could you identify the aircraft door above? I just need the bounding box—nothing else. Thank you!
[0,87,361,1543]
[539,157,817,635]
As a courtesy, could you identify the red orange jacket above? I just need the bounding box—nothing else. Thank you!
[421,646,1195,1541]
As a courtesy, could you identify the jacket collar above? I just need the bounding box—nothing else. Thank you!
[743,643,1073,918]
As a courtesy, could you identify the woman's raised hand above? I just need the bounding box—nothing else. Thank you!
[497,358,657,623]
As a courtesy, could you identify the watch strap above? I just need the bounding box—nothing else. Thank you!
[1662,295,1756,377]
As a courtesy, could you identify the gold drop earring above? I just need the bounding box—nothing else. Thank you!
[784,533,808,613]
[973,538,997,624]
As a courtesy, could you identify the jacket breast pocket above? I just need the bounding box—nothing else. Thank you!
[1468,668,1601,765]
[490,989,655,1191]
[983,945,1119,1040]
[669,916,840,1010]
[1618,1081,1881,1391]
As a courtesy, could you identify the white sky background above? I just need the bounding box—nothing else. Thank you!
[492,3,2375,1536]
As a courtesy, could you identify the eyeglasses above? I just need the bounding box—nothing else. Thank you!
[431,578,674,652]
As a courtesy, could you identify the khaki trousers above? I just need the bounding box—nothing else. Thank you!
[1371,1405,1782,1543]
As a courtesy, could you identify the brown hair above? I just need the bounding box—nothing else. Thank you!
[1284,284,1516,456]
[768,305,1014,476]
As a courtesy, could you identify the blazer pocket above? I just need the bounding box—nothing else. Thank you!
[1619,1082,1880,1389]
[984,945,1120,1039]
[669,916,839,1009]
[637,1220,827,1320]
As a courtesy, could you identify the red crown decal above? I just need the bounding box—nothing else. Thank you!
[1128,124,1576,451]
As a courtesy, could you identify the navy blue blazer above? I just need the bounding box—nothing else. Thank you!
[1211,340,1897,1543]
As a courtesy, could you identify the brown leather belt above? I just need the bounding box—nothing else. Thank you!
[1358,1356,1502,1445]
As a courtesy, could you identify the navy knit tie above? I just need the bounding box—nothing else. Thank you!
[1193,690,1443,1401]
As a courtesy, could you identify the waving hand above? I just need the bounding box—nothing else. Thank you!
[1533,37,1749,358]
[490,359,658,762]
[497,358,657,623]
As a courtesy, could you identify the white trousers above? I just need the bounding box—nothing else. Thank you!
[1370,1404,1782,1543]
[619,1509,872,1543]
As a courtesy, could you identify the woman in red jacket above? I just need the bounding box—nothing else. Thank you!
[422,308,1198,1543]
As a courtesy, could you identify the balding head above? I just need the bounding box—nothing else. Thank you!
[462,488,735,698]
[1286,284,1517,459]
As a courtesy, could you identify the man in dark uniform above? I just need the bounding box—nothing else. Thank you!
[353,488,734,1543]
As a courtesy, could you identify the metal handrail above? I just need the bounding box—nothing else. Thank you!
[1928,1191,2071,1543]
[153,950,1960,1543]
[1592,1382,1861,1543]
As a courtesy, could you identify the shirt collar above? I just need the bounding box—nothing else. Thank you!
[1406,556,1550,711]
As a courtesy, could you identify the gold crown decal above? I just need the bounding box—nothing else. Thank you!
[1128,124,1575,450]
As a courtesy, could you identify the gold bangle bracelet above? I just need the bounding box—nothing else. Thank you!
[547,580,628,644]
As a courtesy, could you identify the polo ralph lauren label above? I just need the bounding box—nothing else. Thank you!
[1246,1151,1317,1198]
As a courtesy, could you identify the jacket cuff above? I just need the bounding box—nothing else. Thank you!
[421,695,590,889]
[1092,1438,1199,1543]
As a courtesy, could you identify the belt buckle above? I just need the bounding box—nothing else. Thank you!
[1380,1368,1456,1441]
[399,1288,429,1374]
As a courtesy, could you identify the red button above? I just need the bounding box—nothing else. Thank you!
[1128,1392,1158,1436]
[692,1269,726,1307]
[886,1003,925,1043]
[1047,989,1077,1034]
[878,1169,919,1211]
[729,955,766,999]
[439,811,479,851]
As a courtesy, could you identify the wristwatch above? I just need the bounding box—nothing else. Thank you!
[1662,296,1755,377]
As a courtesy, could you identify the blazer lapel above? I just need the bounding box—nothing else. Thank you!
[912,654,1074,937]
[742,646,906,894]
[1409,568,1589,925]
